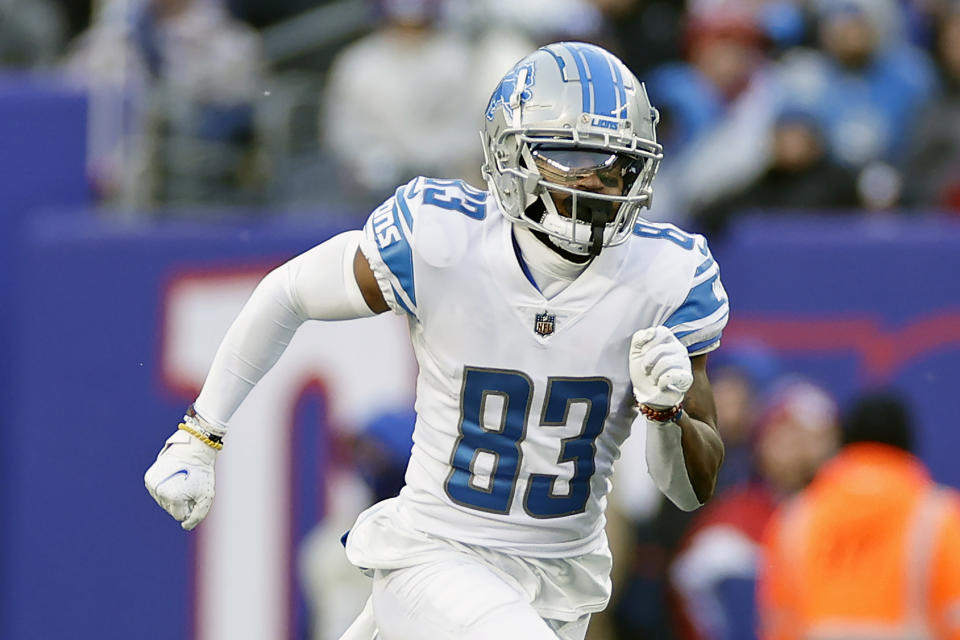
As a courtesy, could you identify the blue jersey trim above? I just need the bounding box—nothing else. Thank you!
[694,257,715,277]
[632,221,696,250]
[391,285,414,316]
[395,186,415,230]
[378,203,416,309]
[686,335,721,354]
[510,231,540,292]
[665,273,726,328]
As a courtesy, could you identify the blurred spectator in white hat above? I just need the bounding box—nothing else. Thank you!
[322,0,531,210]
[644,4,782,223]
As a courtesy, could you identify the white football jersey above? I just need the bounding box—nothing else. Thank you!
[358,177,729,557]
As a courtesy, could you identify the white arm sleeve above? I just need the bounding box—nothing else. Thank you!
[644,417,703,512]
[193,231,375,430]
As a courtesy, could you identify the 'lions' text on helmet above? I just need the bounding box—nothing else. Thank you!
[481,42,662,258]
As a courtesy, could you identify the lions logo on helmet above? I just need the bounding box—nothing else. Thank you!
[481,42,662,258]
[485,62,537,122]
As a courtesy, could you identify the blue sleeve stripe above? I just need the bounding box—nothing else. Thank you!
[686,336,721,354]
[674,313,727,345]
[379,204,417,309]
[691,263,718,287]
[697,236,711,258]
[671,303,728,334]
[665,273,727,328]
[672,309,729,343]
[694,257,715,277]
[395,186,415,232]
[391,285,414,316]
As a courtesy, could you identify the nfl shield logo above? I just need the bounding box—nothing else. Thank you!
[534,312,556,337]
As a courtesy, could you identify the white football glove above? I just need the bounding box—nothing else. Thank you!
[629,326,694,409]
[144,413,221,530]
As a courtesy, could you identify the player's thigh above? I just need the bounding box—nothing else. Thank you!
[370,560,559,640]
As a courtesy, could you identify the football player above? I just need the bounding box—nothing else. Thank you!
[145,42,728,640]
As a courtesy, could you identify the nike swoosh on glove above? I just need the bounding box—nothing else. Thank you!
[629,326,693,409]
[144,428,217,530]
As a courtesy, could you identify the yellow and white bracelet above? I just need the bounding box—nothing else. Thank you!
[178,422,224,451]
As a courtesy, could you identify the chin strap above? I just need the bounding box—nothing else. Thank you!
[584,200,615,257]
[589,219,604,257]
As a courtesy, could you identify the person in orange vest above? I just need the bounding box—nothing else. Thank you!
[758,390,960,640]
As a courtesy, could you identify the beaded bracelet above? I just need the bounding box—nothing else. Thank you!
[178,422,224,451]
[638,402,683,424]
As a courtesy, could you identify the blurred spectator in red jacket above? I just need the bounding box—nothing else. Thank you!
[645,4,782,223]
[669,377,840,640]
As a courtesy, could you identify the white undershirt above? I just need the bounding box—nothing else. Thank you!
[512,226,589,299]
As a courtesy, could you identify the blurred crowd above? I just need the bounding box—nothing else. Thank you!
[4,0,960,229]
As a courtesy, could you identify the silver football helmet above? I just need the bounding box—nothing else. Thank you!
[481,42,662,257]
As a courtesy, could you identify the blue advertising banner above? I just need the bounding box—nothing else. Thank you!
[715,215,960,486]
[3,210,959,639]
[3,213,351,640]
[0,77,91,532]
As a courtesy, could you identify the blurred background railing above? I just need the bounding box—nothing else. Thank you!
[2,1,960,640]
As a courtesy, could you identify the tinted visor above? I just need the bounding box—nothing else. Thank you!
[531,146,644,195]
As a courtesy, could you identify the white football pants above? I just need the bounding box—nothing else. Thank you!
[338,558,591,640]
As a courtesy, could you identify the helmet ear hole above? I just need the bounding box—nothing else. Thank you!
[497,174,526,212]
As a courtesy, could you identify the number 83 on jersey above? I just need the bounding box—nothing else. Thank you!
[444,366,612,519]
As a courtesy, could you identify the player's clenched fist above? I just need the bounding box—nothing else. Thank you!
[144,411,222,530]
[629,326,693,410]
